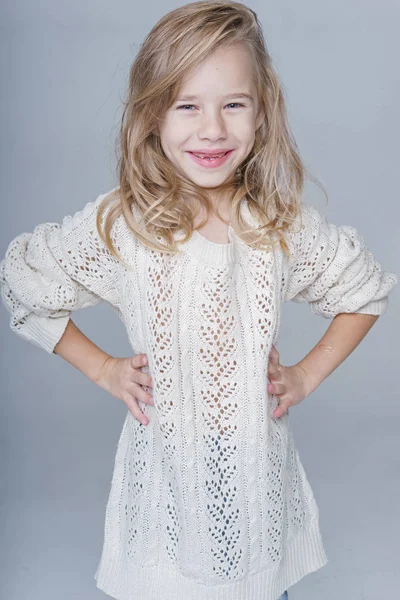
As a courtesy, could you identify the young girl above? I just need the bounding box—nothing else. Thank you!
[0,2,397,599]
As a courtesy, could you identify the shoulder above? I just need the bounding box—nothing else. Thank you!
[290,202,327,231]
[60,186,121,236]
[285,202,331,251]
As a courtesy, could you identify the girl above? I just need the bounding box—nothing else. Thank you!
[0,2,397,600]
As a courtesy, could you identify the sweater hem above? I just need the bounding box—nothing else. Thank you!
[93,518,328,600]
[21,312,71,354]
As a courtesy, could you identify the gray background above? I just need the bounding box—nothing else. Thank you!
[0,1,399,599]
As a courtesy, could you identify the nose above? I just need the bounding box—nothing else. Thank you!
[198,111,227,141]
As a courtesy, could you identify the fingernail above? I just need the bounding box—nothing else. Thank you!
[143,356,147,364]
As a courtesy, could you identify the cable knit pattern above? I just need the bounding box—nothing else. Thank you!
[0,195,123,353]
[283,203,397,317]
[0,189,397,600]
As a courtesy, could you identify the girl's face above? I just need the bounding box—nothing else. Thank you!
[159,43,264,199]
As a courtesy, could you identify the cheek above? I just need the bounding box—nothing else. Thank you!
[162,122,189,148]
[242,118,258,137]
[231,116,256,139]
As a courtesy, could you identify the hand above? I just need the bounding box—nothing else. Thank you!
[267,345,310,418]
[95,353,154,426]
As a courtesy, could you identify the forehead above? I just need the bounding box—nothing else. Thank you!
[177,44,256,96]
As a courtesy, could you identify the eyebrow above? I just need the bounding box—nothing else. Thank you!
[176,93,254,102]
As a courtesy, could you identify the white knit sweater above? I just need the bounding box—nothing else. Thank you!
[0,189,397,600]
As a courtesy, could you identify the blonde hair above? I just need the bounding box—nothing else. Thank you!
[97,0,326,261]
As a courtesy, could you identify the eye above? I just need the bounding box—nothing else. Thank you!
[176,102,245,111]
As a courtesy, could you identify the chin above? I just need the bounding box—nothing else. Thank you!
[189,178,231,190]
[187,167,236,181]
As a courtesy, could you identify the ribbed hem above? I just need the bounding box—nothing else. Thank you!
[354,297,388,315]
[21,313,71,354]
[94,519,328,600]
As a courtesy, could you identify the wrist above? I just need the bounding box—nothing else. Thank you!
[90,353,114,388]
[293,362,322,396]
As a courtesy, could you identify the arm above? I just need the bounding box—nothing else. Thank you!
[53,317,112,384]
[295,312,379,395]
[0,190,122,354]
[284,202,398,318]
[268,202,398,417]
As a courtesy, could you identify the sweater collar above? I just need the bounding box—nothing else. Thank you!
[176,198,260,267]
[129,197,259,267]
[178,227,236,266]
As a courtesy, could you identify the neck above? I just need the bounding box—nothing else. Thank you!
[190,192,234,222]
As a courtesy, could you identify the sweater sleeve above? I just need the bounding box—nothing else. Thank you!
[0,192,123,354]
[283,202,398,318]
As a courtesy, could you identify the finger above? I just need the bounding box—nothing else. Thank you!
[131,354,148,369]
[269,344,280,366]
[124,394,150,426]
[268,349,282,381]
[273,402,289,418]
[129,382,154,406]
[131,368,153,389]
[268,381,286,396]
[268,363,282,382]
[268,362,284,386]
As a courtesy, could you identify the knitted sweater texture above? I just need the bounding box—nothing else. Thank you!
[0,189,397,600]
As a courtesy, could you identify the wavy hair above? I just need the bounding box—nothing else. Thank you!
[97,0,327,261]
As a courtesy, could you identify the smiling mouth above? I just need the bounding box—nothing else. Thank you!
[187,150,233,161]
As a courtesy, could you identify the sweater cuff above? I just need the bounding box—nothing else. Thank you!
[354,297,388,316]
[18,313,71,354]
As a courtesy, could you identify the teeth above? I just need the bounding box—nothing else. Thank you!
[193,152,227,159]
